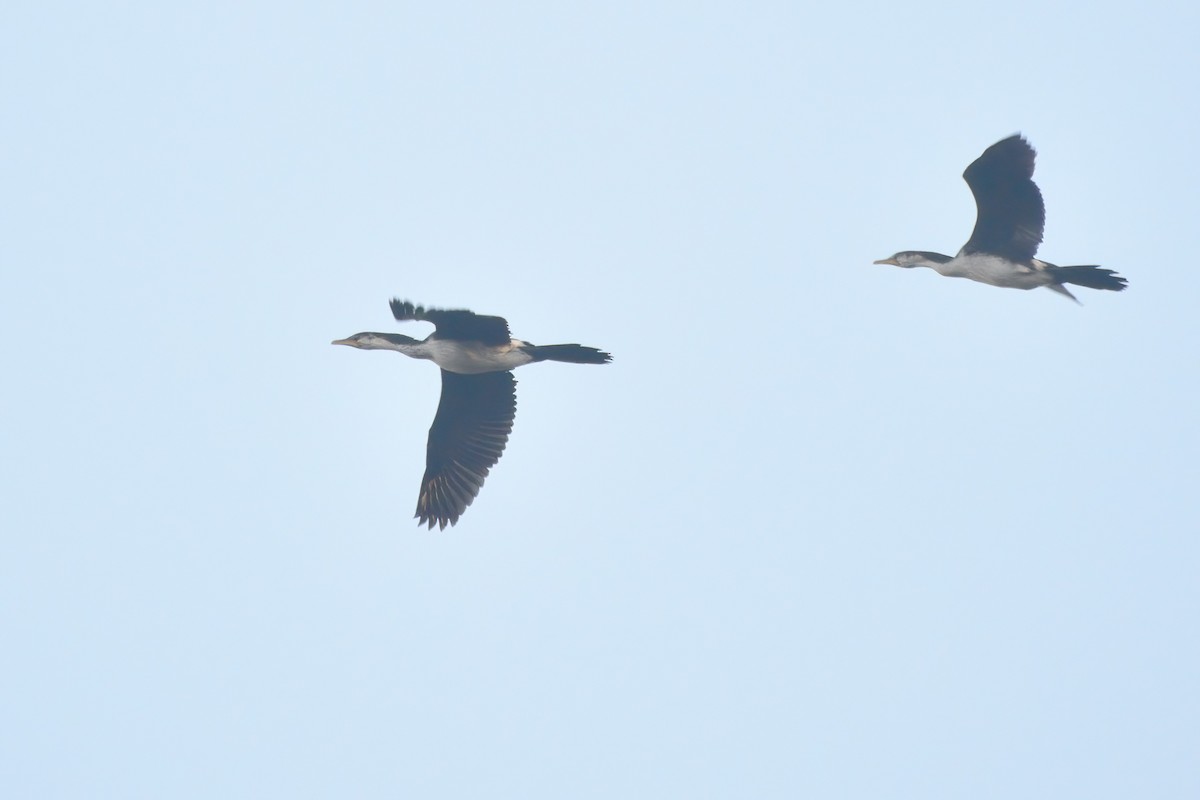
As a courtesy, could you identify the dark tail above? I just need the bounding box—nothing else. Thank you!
[523,344,612,364]
[1051,265,1128,292]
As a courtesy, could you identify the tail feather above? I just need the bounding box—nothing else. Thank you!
[1051,265,1128,292]
[522,344,612,365]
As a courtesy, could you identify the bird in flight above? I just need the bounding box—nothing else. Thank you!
[333,299,611,530]
[874,134,1127,301]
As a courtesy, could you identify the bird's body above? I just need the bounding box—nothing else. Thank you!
[333,300,610,530]
[385,336,539,374]
[875,135,1127,301]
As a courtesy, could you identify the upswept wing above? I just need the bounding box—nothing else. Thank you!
[390,299,511,345]
[959,135,1045,262]
[416,370,517,530]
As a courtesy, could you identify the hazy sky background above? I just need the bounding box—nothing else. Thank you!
[4,1,1198,797]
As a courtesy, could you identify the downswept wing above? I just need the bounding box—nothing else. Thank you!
[959,135,1045,262]
[416,370,517,530]
[390,299,511,345]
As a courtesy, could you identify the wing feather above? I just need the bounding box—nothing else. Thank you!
[390,299,511,345]
[960,135,1045,262]
[415,370,517,529]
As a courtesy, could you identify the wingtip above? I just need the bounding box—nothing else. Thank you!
[390,298,420,321]
[415,509,454,531]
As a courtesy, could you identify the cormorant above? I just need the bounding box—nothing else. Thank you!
[874,135,1127,301]
[333,299,610,530]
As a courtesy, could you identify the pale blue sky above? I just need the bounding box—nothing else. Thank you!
[3,1,1198,797]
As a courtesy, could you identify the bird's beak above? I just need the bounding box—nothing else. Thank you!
[331,338,358,347]
[873,257,899,266]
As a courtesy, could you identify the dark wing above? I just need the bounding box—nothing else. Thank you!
[416,370,517,530]
[959,135,1045,262]
[390,299,511,345]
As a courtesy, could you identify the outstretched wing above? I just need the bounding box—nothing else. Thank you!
[415,370,517,530]
[390,299,511,345]
[959,135,1045,262]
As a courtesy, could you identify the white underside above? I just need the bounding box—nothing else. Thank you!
[419,338,535,374]
[938,253,1054,289]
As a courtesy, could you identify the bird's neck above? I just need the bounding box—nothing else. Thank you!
[910,251,955,271]
[387,340,437,361]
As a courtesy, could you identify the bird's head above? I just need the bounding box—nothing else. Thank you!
[873,251,921,268]
[331,332,420,351]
